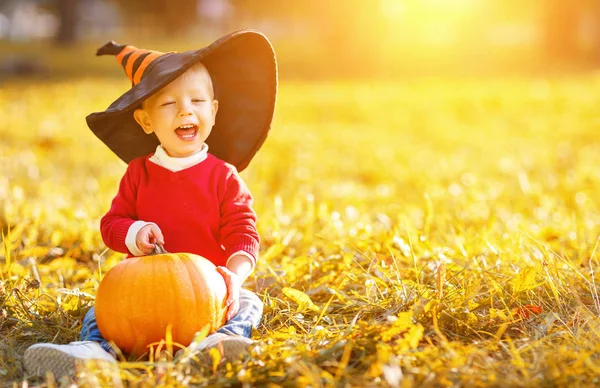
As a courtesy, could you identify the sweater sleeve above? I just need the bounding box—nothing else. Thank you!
[100,161,141,254]
[219,167,260,264]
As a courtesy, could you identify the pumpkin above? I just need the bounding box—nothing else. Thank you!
[95,244,228,355]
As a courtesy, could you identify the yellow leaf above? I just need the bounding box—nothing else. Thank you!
[165,324,173,356]
[190,324,211,345]
[209,347,221,373]
[510,267,542,294]
[379,311,424,351]
[17,246,50,258]
[50,230,63,246]
[48,257,77,271]
[262,243,285,262]
[59,294,79,312]
[282,287,320,312]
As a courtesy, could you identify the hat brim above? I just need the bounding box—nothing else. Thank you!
[86,30,277,172]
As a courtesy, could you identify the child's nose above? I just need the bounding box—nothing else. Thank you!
[178,103,193,116]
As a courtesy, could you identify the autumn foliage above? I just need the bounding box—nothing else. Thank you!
[1,77,600,386]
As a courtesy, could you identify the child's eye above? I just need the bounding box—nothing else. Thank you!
[161,101,175,106]
[192,99,206,103]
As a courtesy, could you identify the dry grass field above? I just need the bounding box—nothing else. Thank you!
[1,75,600,386]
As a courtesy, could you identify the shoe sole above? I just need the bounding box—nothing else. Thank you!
[219,338,252,360]
[24,347,77,378]
[177,338,252,364]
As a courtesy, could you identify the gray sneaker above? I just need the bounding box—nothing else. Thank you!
[23,341,116,378]
[177,333,253,362]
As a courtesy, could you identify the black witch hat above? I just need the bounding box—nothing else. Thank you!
[86,29,277,172]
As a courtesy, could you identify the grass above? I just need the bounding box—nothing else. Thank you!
[1,75,600,386]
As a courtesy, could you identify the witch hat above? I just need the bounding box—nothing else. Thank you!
[86,29,277,172]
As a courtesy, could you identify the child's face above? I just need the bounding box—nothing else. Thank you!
[133,64,218,158]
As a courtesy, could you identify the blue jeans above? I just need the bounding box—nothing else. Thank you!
[80,289,263,354]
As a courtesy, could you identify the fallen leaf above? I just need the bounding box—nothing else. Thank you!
[514,305,543,319]
[282,287,320,312]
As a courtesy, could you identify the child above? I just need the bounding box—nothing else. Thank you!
[23,29,277,378]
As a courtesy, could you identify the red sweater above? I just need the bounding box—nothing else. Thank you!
[100,154,259,267]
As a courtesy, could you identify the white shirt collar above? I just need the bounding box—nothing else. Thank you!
[149,143,209,172]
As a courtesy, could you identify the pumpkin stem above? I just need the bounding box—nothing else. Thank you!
[152,243,168,255]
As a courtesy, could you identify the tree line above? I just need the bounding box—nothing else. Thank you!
[43,0,600,64]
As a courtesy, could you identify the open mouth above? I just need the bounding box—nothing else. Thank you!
[175,124,198,141]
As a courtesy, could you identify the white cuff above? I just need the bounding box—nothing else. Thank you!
[125,221,156,256]
[226,251,256,275]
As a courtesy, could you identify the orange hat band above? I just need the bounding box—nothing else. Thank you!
[119,49,166,86]
[95,41,168,86]
[133,52,163,85]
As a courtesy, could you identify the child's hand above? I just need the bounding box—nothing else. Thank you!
[216,266,242,321]
[135,224,165,255]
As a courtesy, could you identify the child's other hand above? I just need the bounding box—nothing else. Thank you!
[135,224,165,255]
[216,266,242,321]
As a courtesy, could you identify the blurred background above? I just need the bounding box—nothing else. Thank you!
[2,0,600,80]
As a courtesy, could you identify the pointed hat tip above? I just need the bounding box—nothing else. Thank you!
[96,41,127,56]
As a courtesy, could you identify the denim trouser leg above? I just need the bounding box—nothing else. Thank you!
[79,306,114,354]
[215,289,263,338]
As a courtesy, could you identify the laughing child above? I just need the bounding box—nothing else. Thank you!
[23,29,277,378]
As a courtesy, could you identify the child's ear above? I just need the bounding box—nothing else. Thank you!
[134,109,153,134]
[212,99,219,122]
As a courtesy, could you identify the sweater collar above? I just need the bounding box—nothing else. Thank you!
[149,144,209,172]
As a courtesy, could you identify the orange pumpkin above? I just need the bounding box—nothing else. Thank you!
[95,245,228,355]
